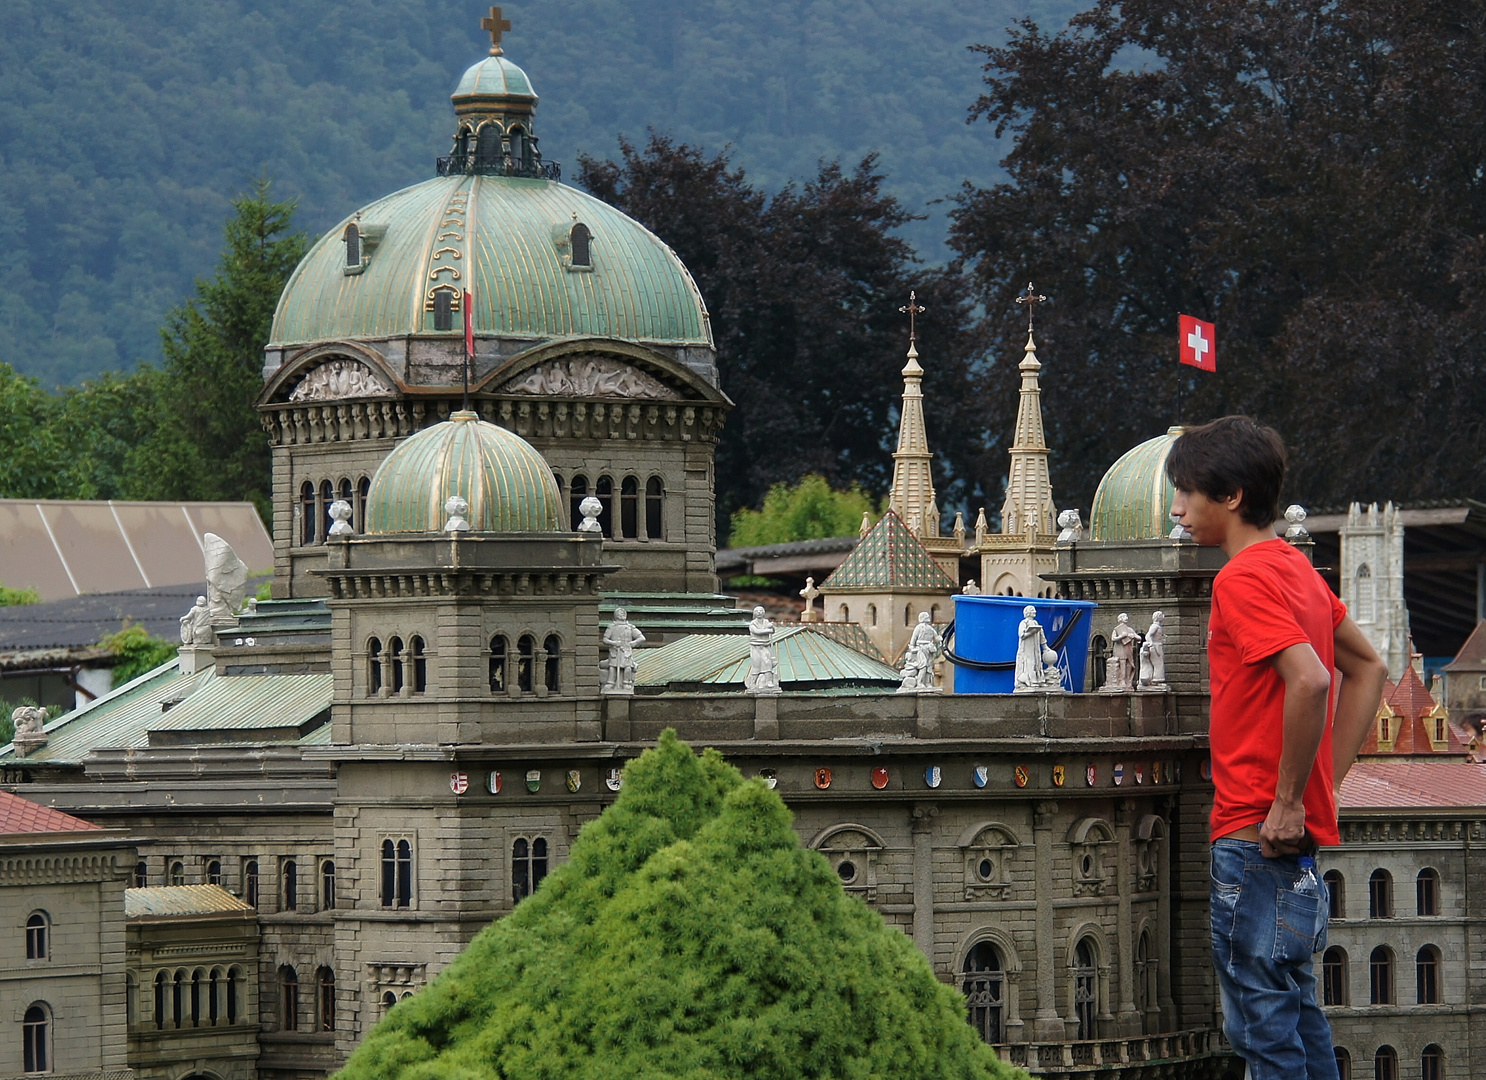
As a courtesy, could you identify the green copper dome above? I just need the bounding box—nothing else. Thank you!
[1089,427,1185,541]
[365,411,563,534]
[453,55,535,100]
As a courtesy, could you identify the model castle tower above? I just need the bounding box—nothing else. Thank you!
[1340,502,1411,677]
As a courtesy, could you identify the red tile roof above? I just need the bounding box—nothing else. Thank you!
[1339,759,1486,810]
[0,790,101,835]
[1445,620,1486,671]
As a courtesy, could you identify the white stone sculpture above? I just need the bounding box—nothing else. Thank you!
[799,576,821,623]
[1102,612,1141,692]
[10,706,48,755]
[1284,504,1309,539]
[497,357,680,400]
[1056,508,1084,544]
[898,612,943,693]
[974,507,989,545]
[601,608,646,695]
[1014,605,1063,693]
[1139,611,1168,689]
[859,512,872,538]
[179,595,214,645]
[444,494,471,532]
[953,512,966,549]
[744,606,781,695]
[288,358,394,402]
[203,533,248,625]
[328,499,355,536]
[578,496,604,533]
[1169,520,1193,541]
[962,579,980,595]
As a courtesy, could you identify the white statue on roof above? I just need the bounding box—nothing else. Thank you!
[1014,605,1063,693]
[1139,611,1168,689]
[204,533,249,624]
[602,608,645,695]
[745,606,781,695]
[1102,612,1141,692]
[179,595,213,645]
[898,612,942,693]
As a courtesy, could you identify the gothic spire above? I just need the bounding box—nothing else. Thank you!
[888,293,938,537]
[999,330,1058,536]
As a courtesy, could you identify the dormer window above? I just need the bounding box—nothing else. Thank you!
[570,223,592,268]
[344,224,361,268]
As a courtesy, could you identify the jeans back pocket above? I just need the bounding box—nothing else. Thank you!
[1273,888,1322,964]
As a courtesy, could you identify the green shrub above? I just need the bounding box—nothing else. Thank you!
[99,624,178,684]
[335,730,1021,1080]
[0,581,40,606]
[728,474,878,548]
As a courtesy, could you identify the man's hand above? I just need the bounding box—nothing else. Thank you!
[1260,796,1308,857]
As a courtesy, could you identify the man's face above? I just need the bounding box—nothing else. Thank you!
[1170,486,1236,546]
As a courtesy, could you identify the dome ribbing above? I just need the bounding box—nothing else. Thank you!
[1088,427,1185,541]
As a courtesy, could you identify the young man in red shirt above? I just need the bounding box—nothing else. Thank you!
[1167,417,1387,1080]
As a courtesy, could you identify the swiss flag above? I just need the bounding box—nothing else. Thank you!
[1178,314,1216,371]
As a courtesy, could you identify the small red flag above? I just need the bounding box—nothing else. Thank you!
[463,289,474,357]
[1178,313,1216,371]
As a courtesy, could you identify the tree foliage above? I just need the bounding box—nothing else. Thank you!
[336,730,1020,1080]
[728,474,878,546]
[951,0,1486,511]
[98,625,178,685]
[579,135,998,526]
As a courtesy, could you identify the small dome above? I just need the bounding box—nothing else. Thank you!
[365,411,563,534]
[1089,427,1185,541]
[453,55,536,101]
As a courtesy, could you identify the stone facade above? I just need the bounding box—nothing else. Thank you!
[1339,502,1411,678]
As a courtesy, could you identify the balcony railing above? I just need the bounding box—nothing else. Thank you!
[435,154,561,181]
[1000,1028,1233,1076]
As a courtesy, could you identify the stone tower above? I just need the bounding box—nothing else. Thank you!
[1340,502,1410,677]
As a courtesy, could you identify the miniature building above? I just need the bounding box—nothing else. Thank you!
[1443,620,1486,725]
[1339,503,1411,677]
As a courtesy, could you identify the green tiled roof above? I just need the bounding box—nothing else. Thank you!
[820,509,956,591]
[801,621,887,663]
[1090,427,1183,541]
[635,626,902,691]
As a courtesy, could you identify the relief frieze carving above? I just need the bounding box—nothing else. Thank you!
[496,357,681,400]
[288,359,395,402]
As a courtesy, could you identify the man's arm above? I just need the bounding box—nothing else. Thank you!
[1260,642,1333,857]
[1330,615,1389,792]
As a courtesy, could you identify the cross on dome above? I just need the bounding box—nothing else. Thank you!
[482,6,512,55]
[899,290,926,344]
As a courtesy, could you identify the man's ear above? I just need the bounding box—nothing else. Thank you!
[1223,488,1244,513]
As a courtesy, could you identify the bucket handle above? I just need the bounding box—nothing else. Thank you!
[942,607,1085,671]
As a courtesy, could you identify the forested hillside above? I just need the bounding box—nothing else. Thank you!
[0,0,1073,386]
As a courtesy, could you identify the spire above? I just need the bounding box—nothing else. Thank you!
[888,292,937,537]
[999,329,1058,536]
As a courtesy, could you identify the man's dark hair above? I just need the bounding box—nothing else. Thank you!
[1166,416,1286,529]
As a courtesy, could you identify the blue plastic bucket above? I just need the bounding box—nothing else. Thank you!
[948,595,1098,693]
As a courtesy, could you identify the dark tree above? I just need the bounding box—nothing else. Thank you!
[579,135,995,535]
[952,0,1486,512]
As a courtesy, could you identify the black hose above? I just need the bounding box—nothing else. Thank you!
[941,608,1085,671]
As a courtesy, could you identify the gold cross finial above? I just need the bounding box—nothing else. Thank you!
[899,290,926,343]
[1014,281,1047,333]
[482,6,512,55]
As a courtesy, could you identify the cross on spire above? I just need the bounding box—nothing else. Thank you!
[1015,281,1048,333]
[899,290,926,343]
[482,6,512,55]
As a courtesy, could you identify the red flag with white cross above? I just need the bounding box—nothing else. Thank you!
[1178,314,1216,371]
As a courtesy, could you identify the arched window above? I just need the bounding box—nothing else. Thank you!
[208,968,219,1025]
[280,966,299,1031]
[1422,1044,1443,1080]
[1135,929,1155,1019]
[569,475,589,530]
[508,125,530,171]
[489,635,508,693]
[570,222,592,267]
[357,477,371,530]
[170,860,185,886]
[226,967,239,1024]
[190,968,203,1026]
[338,477,353,524]
[1369,946,1394,1004]
[134,861,147,887]
[1357,564,1375,622]
[517,635,536,693]
[206,859,222,886]
[1073,938,1098,1040]
[1369,869,1393,918]
[1416,945,1440,1004]
[368,637,383,695]
[1325,870,1345,919]
[381,839,413,908]
[1090,634,1109,690]
[173,970,184,1027]
[1322,947,1349,1005]
[595,476,614,537]
[320,480,334,542]
[243,859,259,908]
[1417,868,1440,916]
[904,604,912,626]
[410,636,427,693]
[544,634,561,693]
[1374,1045,1398,1080]
[433,287,453,332]
[866,603,877,627]
[388,636,405,693]
[962,942,1004,1044]
[1335,1047,1352,1080]
[645,476,664,540]
[513,836,549,903]
[321,859,335,910]
[283,859,297,911]
[475,124,502,170]
[837,603,849,622]
[343,223,361,267]
[155,971,168,1029]
[318,967,336,1031]
[25,912,48,961]
[301,482,316,544]
[22,1004,48,1073]
[382,990,398,1013]
[620,476,639,538]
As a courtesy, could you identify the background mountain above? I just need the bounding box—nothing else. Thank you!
[0,0,1076,387]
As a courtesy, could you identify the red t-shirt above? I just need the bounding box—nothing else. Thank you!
[1207,537,1348,845]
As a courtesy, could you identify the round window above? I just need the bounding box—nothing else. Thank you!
[978,857,995,881]
[837,860,857,884]
[1081,854,1094,876]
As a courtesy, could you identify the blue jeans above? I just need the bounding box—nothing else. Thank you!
[1210,839,1338,1080]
